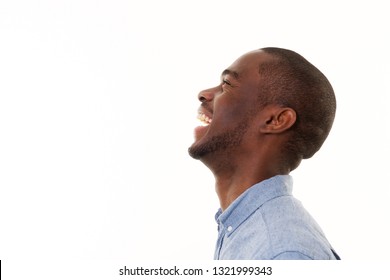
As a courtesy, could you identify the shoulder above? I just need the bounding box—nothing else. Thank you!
[253,195,335,260]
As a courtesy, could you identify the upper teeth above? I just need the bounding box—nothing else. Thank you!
[198,113,212,125]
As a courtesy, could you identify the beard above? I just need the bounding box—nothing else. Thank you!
[188,119,250,160]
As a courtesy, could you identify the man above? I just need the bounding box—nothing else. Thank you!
[188,47,339,260]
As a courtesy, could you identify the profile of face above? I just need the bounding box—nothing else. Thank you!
[188,50,273,161]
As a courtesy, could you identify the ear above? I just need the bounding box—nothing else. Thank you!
[259,107,297,134]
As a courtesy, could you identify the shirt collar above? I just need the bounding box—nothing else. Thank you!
[215,175,293,236]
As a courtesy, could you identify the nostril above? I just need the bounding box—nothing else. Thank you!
[199,95,207,102]
[198,91,206,102]
[198,89,214,102]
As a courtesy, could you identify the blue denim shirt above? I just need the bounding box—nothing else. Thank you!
[214,175,339,260]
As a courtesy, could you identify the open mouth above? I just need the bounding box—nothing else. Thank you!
[197,112,212,126]
[193,111,213,140]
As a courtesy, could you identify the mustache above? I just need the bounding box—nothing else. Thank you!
[200,102,213,115]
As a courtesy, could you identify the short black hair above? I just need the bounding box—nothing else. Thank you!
[258,47,336,165]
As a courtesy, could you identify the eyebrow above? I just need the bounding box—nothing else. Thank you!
[221,69,240,80]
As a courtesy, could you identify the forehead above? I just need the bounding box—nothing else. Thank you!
[227,50,274,78]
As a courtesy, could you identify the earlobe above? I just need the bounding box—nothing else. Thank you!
[260,107,297,134]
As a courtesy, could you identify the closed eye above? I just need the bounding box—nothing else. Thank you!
[222,79,231,86]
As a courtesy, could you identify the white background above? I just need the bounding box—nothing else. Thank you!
[1,0,389,263]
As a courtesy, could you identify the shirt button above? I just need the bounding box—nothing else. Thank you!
[227,226,233,232]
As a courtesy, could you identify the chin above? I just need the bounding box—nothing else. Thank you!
[188,143,203,160]
[188,138,211,160]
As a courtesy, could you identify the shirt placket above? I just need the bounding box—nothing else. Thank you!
[214,221,225,260]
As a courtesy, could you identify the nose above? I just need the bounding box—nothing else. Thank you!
[198,88,216,102]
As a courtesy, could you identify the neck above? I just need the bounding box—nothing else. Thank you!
[204,156,290,211]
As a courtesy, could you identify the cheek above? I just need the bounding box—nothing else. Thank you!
[213,85,259,125]
[213,98,239,125]
[216,98,256,124]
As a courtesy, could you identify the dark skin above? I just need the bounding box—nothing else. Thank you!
[189,50,297,210]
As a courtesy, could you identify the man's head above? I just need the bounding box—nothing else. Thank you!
[188,48,336,172]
